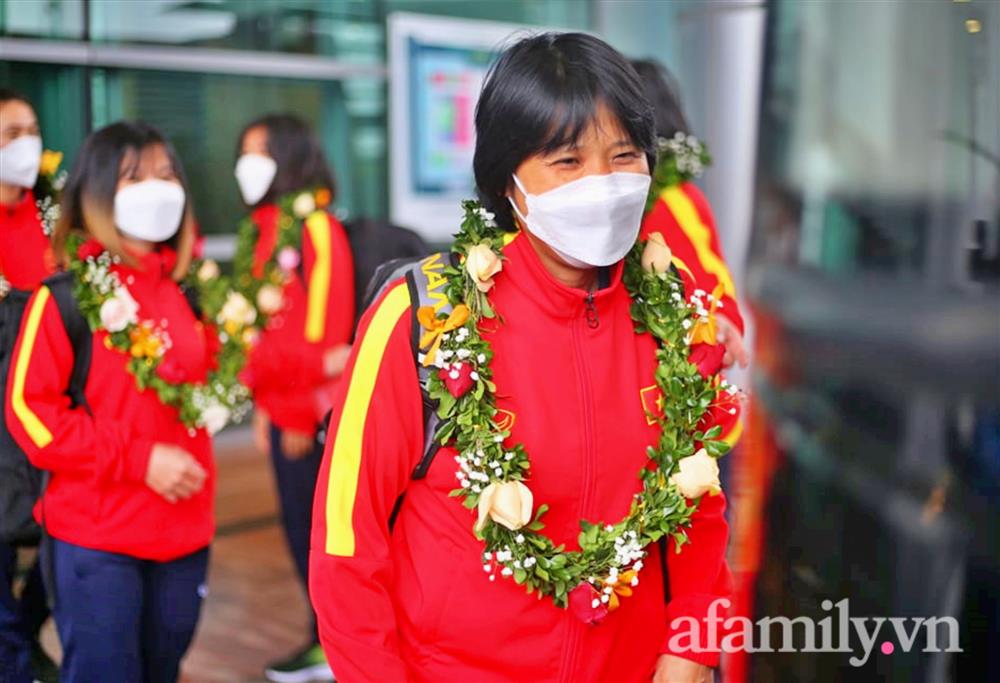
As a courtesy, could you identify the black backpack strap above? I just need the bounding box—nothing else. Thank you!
[363,251,458,482]
[404,251,459,480]
[43,273,93,415]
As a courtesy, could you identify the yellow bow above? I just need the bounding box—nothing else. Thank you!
[417,304,470,367]
[687,283,726,346]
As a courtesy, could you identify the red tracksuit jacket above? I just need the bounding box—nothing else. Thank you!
[6,245,215,561]
[642,182,744,334]
[310,232,734,682]
[242,204,355,434]
[0,189,55,290]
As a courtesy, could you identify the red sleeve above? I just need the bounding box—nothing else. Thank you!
[5,286,153,484]
[659,358,740,668]
[248,211,356,433]
[641,184,745,334]
[309,279,422,683]
[296,211,355,372]
[661,492,733,668]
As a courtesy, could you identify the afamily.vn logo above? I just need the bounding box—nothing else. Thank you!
[666,599,963,666]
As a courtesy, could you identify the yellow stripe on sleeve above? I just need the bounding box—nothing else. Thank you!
[325,283,412,556]
[12,287,54,448]
[661,186,736,298]
[304,211,333,343]
[722,418,744,448]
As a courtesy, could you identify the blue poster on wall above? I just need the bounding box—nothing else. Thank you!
[408,39,494,196]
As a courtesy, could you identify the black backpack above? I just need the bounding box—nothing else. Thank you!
[317,251,457,484]
[0,273,90,544]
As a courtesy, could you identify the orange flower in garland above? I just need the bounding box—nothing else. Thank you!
[128,322,164,359]
[604,570,638,611]
[687,283,726,346]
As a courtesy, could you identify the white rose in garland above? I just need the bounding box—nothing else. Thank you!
[476,481,533,533]
[220,291,257,327]
[256,283,284,316]
[465,243,503,293]
[669,448,721,499]
[201,403,232,436]
[641,231,673,274]
[292,192,316,218]
[99,288,139,332]
[197,259,220,282]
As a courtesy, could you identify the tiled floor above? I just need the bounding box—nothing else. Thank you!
[180,428,315,682]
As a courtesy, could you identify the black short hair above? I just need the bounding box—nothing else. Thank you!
[237,113,335,206]
[630,59,690,140]
[473,32,656,231]
[0,88,33,108]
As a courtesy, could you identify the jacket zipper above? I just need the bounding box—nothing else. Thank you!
[584,292,599,329]
[559,295,600,682]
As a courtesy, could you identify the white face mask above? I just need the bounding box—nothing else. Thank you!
[0,135,42,189]
[508,172,651,268]
[114,179,186,242]
[234,154,277,206]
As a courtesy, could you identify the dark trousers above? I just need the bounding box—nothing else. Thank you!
[48,539,208,683]
[269,425,323,642]
[0,541,47,683]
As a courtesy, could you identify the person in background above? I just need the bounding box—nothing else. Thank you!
[6,121,214,682]
[631,59,749,371]
[233,114,354,683]
[0,87,58,683]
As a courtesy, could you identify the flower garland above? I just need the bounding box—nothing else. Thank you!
[231,187,332,323]
[67,236,252,435]
[645,132,712,213]
[418,200,738,622]
[35,149,67,237]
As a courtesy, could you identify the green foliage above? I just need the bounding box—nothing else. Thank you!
[422,201,732,610]
[66,234,251,432]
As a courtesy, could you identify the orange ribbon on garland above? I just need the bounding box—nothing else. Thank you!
[417,304,470,367]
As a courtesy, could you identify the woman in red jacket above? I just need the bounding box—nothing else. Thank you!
[233,114,354,682]
[6,122,217,682]
[0,87,58,683]
[310,33,739,683]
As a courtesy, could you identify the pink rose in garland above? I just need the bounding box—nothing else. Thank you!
[277,246,300,273]
[688,342,726,380]
[77,240,105,262]
[568,584,609,626]
[439,362,475,398]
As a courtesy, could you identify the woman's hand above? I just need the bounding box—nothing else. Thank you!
[252,410,271,456]
[323,344,353,379]
[717,315,749,369]
[281,429,315,459]
[652,655,712,683]
[145,443,207,504]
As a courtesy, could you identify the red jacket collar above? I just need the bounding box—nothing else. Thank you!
[499,231,625,320]
[2,189,37,222]
[79,238,177,281]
